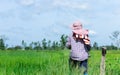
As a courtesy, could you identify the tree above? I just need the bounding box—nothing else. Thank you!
[7,47,14,50]
[14,45,22,50]
[33,42,38,49]
[0,35,8,50]
[21,40,26,50]
[51,41,60,50]
[60,34,68,49]
[0,38,5,50]
[47,40,51,50]
[93,42,99,50]
[33,41,42,50]
[52,41,56,50]
[42,38,47,50]
[55,41,60,50]
[29,42,34,50]
[37,41,42,50]
[110,43,117,50]
[109,31,120,50]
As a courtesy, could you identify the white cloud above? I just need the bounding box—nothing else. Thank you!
[19,0,35,6]
[53,0,89,10]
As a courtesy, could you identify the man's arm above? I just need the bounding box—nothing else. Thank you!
[83,35,91,51]
[85,44,91,52]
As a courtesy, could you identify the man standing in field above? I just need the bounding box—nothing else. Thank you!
[66,21,91,75]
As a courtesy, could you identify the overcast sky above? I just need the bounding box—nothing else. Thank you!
[0,0,120,46]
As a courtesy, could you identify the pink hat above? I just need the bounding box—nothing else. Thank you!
[71,21,89,35]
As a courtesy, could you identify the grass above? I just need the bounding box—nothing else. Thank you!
[105,50,120,75]
[0,50,119,75]
[0,50,69,75]
[88,50,101,75]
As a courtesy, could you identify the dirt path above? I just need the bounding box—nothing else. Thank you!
[100,56,105,75]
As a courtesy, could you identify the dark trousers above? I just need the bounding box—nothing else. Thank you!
[69,58,88,75]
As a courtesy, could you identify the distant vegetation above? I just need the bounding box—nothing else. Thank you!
[0,30,120,51]
[0,34,68,50]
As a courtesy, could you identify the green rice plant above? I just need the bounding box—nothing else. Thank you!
[0,50,106,75]
[88,50,101,75]
[105,50,120,75]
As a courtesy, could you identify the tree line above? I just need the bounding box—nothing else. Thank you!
[0,34,68,50]
[0,30,120,50]
[92,30,120,50]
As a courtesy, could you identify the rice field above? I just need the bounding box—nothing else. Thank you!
[105,50,120,75]
[0,50,119,75]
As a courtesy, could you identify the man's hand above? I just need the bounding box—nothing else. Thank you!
[83,39,90,45]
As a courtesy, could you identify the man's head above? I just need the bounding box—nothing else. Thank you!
[72,21,83,30]
[71,21,88,35]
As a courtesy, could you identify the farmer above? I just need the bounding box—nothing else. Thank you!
[66,21,91,75]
